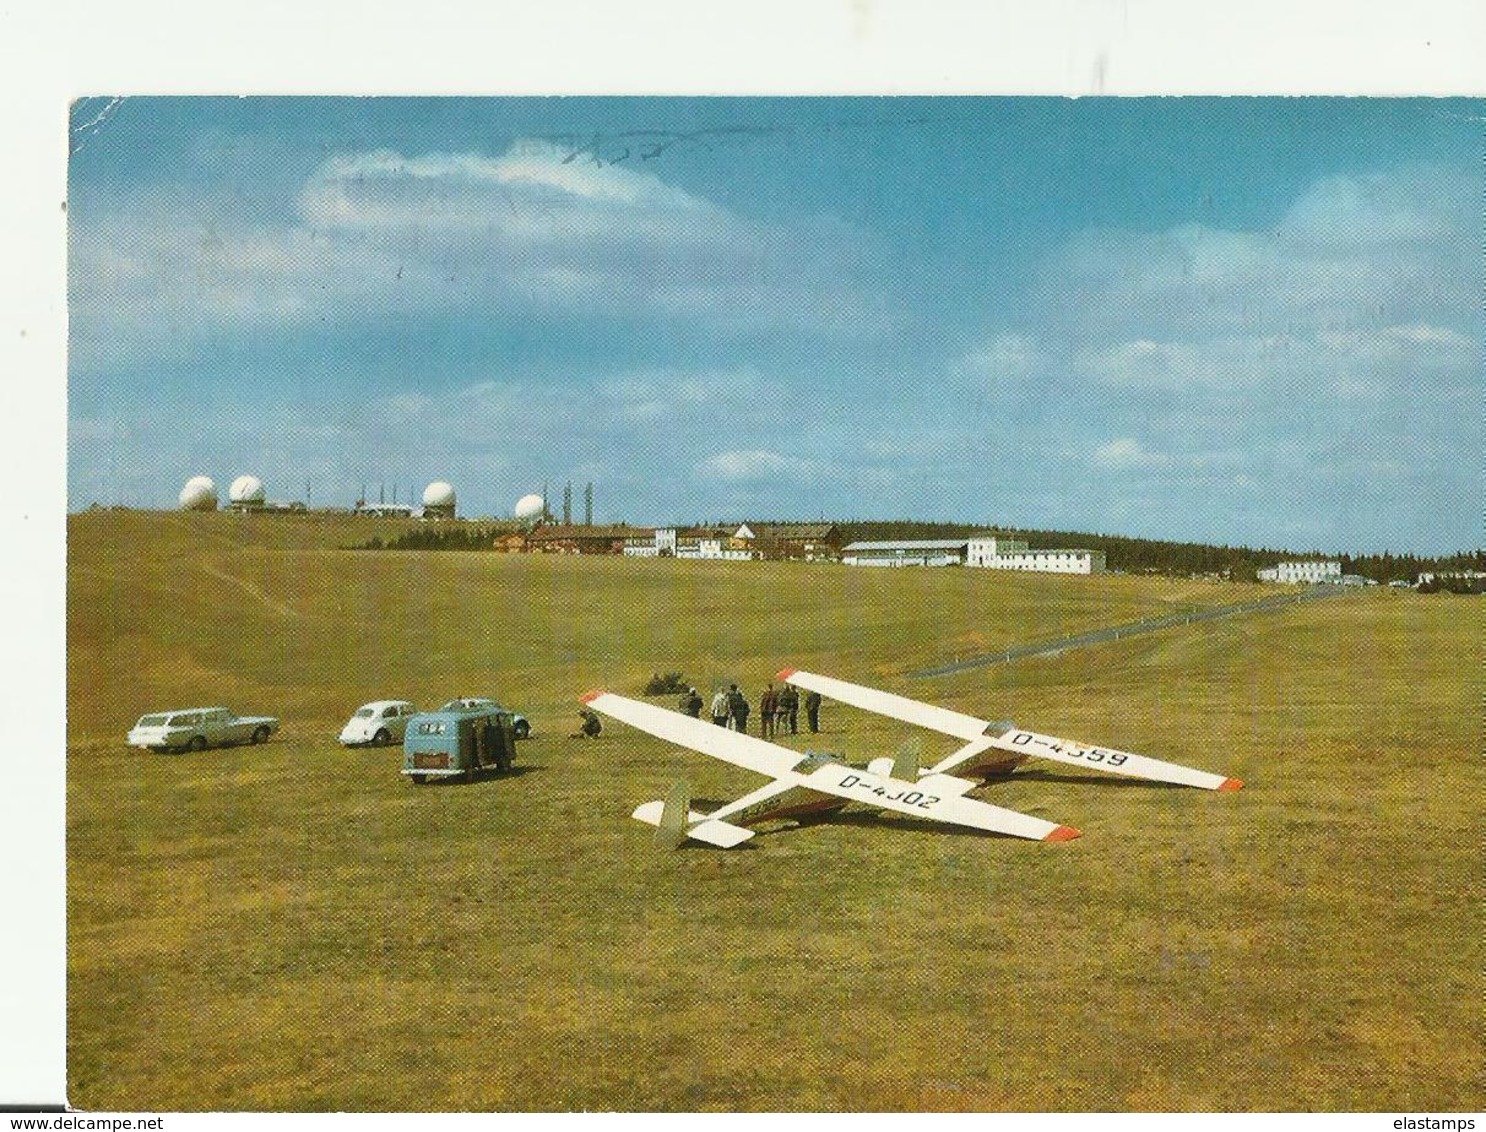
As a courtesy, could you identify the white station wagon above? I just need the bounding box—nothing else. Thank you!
[339,700,418,747]
[128,707,279,752]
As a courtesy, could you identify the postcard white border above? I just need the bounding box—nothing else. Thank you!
[4,0,1483,1114]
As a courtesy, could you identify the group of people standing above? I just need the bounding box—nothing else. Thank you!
[680,682,822,736]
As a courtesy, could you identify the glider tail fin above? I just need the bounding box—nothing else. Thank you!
[867,738,923,781]
[869,737,923,780]
[631,781,757,849]
[655,779,691,849]
[892,737,922,782]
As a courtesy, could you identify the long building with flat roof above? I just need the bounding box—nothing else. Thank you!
[842,535,1106,574]
[980,547,1106,575]
[1257,560,1341,584]
[841,539,970,567]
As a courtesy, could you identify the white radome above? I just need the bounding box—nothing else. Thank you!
[423,481,457,508]
[514,493,545,520]
[229,475,265,503]
[179,475,218,511]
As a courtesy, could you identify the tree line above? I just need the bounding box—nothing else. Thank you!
[350,526,506,552]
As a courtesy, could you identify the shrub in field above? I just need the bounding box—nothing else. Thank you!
[643,672,690,696]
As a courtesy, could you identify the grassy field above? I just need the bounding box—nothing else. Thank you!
[67,512,1479,1110]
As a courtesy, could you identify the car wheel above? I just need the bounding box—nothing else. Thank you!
[188,735,207,752]
[251,726,271,745]
[411,774,426,785]
[374,728,391,747]
[513,720,530,740]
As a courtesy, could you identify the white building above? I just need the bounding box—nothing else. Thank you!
[975,548,1107,575]
[841,535,1107,574]
[660,526,756,560]
[621,532,659,557]
[1257,560,1342,584]
[965,536,1029,566]
[623,527,753,560]
[841,540,969,567]
[675,537,753,561]
[622,528,676,558]
[1416,569,1486,586]
[355,503,415,518]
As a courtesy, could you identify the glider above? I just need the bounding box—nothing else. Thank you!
[777,668,1243,792]
[579,691,1081,849]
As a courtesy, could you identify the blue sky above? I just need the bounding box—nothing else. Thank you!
[67,97,1480,552]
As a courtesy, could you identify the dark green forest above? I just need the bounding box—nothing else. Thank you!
[351,525,511,552]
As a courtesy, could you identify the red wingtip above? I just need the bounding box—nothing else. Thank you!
[776,667,798,681]
[1044,824,1082,843]
[1218,777,1244,792]
[579,689,604,704]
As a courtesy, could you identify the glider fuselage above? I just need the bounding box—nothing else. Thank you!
[711,752,851,825]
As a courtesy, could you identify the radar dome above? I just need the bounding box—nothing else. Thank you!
[178,475,218,511]
[422,481,457,508]
[514,493,545,520]
[229,475,265,504]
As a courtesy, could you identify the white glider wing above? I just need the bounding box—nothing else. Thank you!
[780,669,987,741]
[584,689,1079,843]
[779,668,1242,792]
[793,761,1078,842]
[988,726,1240,791]
[582,691,798,778]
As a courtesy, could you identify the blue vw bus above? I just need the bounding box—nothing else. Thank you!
[402,704,517,784]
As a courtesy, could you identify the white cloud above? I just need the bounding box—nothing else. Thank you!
[371,392,435,417]
[1090,438,1169,471]
[297,143,720,232]
[696,447,900,495]
[71,356,907,519]
[1276,169,1462,248]
[1073,322,1474,398]
[699,449,806,481]
[1032,164,1475,345]
[955,333,1046,381]
[68,417,128,444]
[1074,338,1199,388]
[968,165,1475,412]
[67,150,1479,552]
[950,164,1479,550]
[594,370,771,425]
[1379,322,1474,349]
[69,141,879,370]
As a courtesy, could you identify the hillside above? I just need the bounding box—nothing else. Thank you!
[65,510,1479,1110]
[66,510,1254,746]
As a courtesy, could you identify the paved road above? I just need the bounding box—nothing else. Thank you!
[910,585,1347,679]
